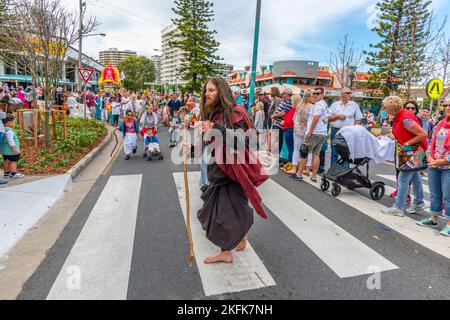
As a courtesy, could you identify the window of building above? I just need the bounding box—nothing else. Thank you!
[4,63,16,75]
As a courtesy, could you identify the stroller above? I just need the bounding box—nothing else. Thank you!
[320,133,385,200]
[140,127,164,161]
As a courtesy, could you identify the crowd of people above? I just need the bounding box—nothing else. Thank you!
[241,85,449,237]
[0,79,449,238]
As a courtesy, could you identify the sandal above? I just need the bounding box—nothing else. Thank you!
[310,176,317,183]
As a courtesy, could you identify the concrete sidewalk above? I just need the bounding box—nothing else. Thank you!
[0,174,73,260]
[0,127,115,262]
[0,126,121,299]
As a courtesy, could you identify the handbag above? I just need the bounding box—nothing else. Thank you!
[395,142,428,172]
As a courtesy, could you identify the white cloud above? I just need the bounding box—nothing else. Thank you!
[61,0,379,68]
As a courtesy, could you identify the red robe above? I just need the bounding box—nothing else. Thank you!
[214,105,269,219]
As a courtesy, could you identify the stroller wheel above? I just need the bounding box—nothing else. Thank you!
[147,155,153,161]
[331,184,341,197]
[159,153,164,160]
[370,182,385,201]
[321,179,330,192]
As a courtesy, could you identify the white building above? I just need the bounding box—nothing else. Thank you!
[151,55,162,84]
[99,48,136,67]
[218,64,234,78]
[160,24,187,89]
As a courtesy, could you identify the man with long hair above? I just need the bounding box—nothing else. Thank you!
[188,76,269,264]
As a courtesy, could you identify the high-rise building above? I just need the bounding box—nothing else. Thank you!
[218,64,234,77]
[160,25,187,89]
[99,48,136,67]
[151,55,161,84]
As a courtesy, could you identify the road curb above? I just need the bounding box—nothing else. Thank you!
[66,127,113,180]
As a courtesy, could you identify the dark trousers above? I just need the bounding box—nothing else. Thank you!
[319,138,328,172]
[113,115,119,126]
[277,127,286,161]
[330,127,349,168]
[284,128,294,163]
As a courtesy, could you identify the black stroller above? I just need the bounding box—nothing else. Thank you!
[320,133,385,200]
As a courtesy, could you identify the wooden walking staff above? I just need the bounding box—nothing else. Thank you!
[183,116,194,267]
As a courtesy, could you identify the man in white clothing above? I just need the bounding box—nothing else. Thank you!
[328,87,363,165]
[290,87,328,182]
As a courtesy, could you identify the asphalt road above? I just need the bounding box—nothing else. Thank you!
[18,127,450,300]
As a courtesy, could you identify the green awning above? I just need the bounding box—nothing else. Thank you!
[0,74,75,85]
[0,75,32,82]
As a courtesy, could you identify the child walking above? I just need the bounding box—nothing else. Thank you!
[1,114,24,179]
[168,110,182,148]
[111,95,122,126]
[120,110,140,160]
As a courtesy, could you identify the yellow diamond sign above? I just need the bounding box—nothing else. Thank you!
[426,78,444,100]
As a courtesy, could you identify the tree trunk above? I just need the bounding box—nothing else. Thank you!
[387,0,405,92]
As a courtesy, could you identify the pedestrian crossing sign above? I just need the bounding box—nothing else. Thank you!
[426,78,444,100]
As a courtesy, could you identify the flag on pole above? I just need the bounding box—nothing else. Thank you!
[120,71,126,81]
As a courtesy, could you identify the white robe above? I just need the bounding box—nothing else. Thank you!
[338,125,395,164]
[124,132,137,155]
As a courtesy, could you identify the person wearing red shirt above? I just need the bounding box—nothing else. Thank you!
[283,100,296,163]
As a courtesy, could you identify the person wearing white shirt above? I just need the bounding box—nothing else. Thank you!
[291,87,328,183]
[111,95,122,126]
[121,94,130,117]
[328,87,363,165]
[67,93,78,117]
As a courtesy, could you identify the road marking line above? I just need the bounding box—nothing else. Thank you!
[46,175,142,300]
[0,174,72,260]
[173,172,276,297]
[303,178,450,260]
[259,179,398,278]
[377,174,430,194]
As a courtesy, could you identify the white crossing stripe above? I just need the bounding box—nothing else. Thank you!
[371,176,435,217]
[259,180,398,278]
[46,175,143,300]
[377,174,430,194]
[303,177,450,260]
[173,172,276,297]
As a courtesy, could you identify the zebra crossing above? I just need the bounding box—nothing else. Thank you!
[173,172,276,297]
[303,174,450,260]
[41,169,448,300]
[47,175,142,300]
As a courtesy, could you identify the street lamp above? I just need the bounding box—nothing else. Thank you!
[85,33,106,38]
[77,0,106,91]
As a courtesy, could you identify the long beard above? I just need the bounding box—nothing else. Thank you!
[204,97,218,119]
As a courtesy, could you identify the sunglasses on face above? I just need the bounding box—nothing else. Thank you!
[404,107,416,111]
[443,104,450,107]
[313,92,321,96]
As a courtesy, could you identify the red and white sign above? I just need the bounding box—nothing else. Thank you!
[77,67,95,84]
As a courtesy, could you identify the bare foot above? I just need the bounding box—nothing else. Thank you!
[303,170,310,177]
[204,251,233,264]
[236,235,248,252]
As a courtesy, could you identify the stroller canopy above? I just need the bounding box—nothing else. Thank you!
[336,125,395,164]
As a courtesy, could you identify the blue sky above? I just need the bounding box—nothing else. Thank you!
[63,0,450,71]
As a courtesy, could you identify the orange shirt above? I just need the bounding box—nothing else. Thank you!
[186,101,195,111]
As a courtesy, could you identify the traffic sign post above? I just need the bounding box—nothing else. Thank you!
[77,68,95,85]
[77,68,95,119]
[426,78,444,116]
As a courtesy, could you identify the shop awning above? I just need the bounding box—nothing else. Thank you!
[0,74,76,86]
[0,75,32,82]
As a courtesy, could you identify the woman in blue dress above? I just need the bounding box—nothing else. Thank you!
[94,91,103,120]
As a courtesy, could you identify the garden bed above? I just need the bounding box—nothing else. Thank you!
[0,118,107,175]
